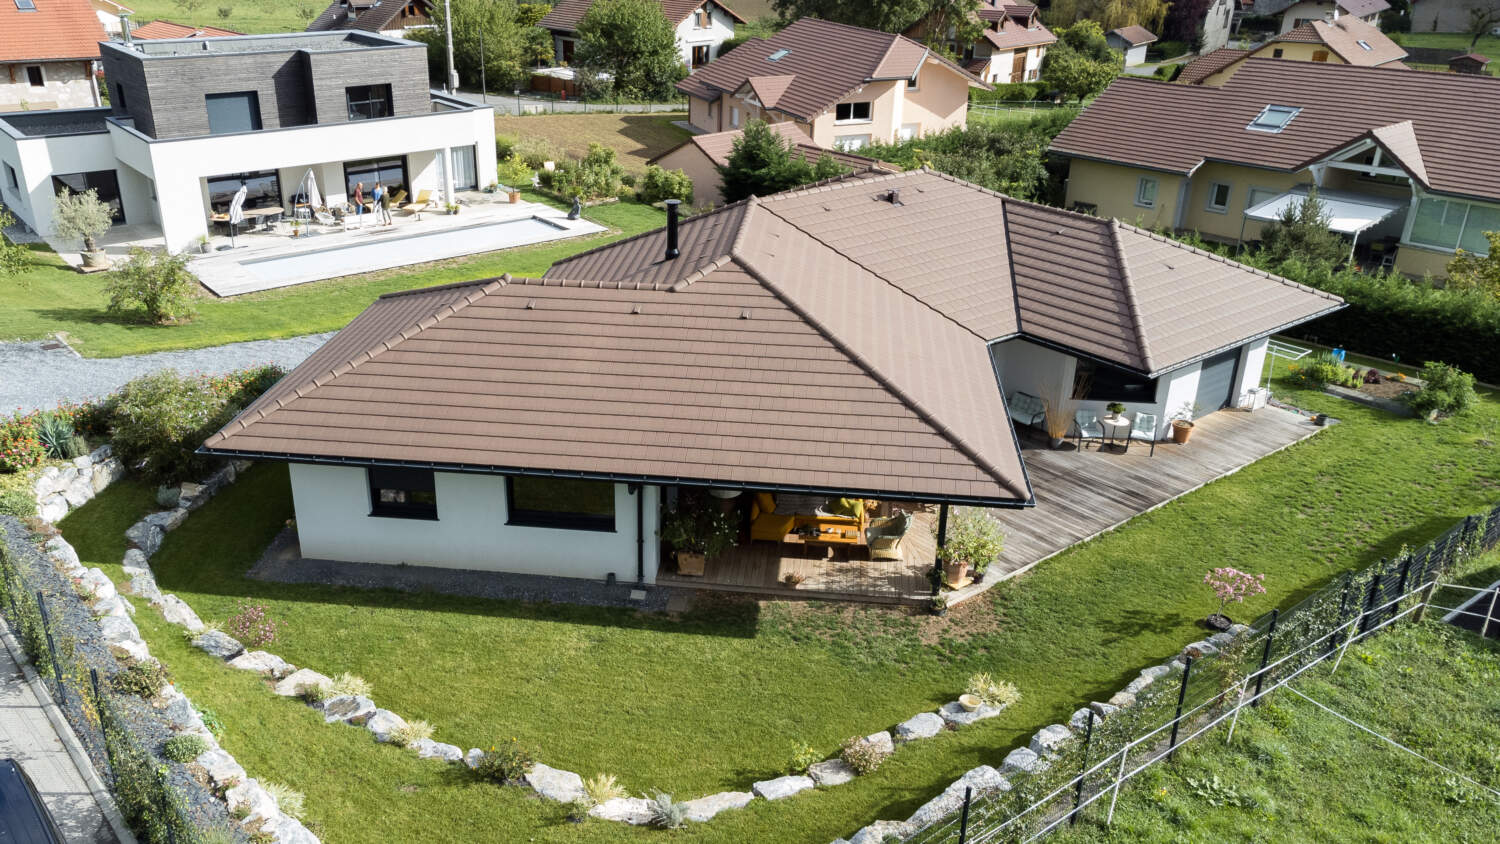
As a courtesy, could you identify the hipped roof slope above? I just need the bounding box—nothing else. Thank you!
[1051,59,1500,203]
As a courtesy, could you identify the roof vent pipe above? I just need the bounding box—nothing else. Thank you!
[664,199,681,260]
[887,188,902,205]
[119,13,132,43]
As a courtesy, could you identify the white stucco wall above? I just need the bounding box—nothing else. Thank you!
[1234,338,1269,408]
[0,124,118,238]
[1123,44,1148,66]
[674,3,737,67]
[289,463,662,583]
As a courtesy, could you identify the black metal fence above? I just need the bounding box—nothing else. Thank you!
[905,503,1500,844]
[0,541,212,844]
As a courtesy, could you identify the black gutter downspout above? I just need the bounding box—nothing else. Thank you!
[630,483,645,587]
[932,502,950,597]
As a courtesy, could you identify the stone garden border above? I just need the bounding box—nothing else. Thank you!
[31,451,1032,834]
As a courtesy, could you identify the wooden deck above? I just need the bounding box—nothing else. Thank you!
[658,510,936,605]
[658,406,1327,607]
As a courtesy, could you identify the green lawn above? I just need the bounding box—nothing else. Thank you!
[123,0,313,34]
[494,113,693,175]
[1052,621,1500,843]
[0,194,662,359]
[55,377,1500,842]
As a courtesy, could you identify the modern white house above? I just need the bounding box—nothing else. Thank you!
[0,31,495,253]
[202,170,1340,588]
[539,0,743,69]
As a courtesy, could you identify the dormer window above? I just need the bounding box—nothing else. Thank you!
[1247,104,1301,133]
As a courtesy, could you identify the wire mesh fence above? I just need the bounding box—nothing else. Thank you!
[904,503,1500,844]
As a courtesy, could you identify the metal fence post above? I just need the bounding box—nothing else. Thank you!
[957,785,972,844]
[35,592,66,708]
[1395,555,1412,605]
[1251,608,1278,707]
[1071,709,1096,826]
[1413,579,1439,623]
[1168,656,1194,762]
[1482,585,1499,641]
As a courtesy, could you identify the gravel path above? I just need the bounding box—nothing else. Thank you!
[0,333,333,412]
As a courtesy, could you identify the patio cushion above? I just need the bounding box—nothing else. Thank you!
[824,497,865,520]
[750,512,796,542]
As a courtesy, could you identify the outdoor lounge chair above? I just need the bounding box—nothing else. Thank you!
[866,511,912,561]
[1007,391,1046,429]
[1125,412,1157,456]
[1073,410,1104,451]
[312,209,348,232]
[399,189,430,217]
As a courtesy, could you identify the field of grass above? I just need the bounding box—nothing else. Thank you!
[55,376,1500,842]
[122,0,315,34]
[495,113,692,175]
[0,193,663,359]
[1053,621,1500,843]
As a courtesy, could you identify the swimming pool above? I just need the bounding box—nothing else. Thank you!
[230,215,597,292]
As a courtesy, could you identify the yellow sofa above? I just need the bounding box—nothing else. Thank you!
[749,493,866,543]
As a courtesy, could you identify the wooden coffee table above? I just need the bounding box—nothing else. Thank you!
[783,526,864,559]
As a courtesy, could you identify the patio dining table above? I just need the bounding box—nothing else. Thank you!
[209,206,284,233]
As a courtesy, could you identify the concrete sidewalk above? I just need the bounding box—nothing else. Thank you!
[0,629,121,843]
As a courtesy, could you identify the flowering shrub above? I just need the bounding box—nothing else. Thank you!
[839,735,891,775]
[0,420,46,473]
[473,738,536,784]
[1203,567,1266,615]
[225,601,281,647]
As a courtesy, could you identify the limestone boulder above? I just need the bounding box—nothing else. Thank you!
[524,763,585,803]
[144,508,189,533]
[37,495,68,524]
[79,568,114,601]
[273,669,330,698]
[1089,701,1120,721]
[226,779,278,825]
[938,700,1002,725]
[589,797,655,825]
[270,816,319,844]
[849,820,913,844]
[364,709,408,743]
[906,765,1009,829]
[94,457,125,489]
[97,615,141,646]
[227,651,294,678]
[43,537,79,568]
[156,595,205,633]
[1227,623,1251,639]
[34,467,62,498]
[752,775,813,801]
[124,521,163,558]
[412,739,462,762]
[1123,674,1154,695]
[464,748,484,769]
[61,474,95,508]
[1069,707,1097,732]
[1001,746,1046,775]
[1181,640,1219,660]
[196,749,246,787]
[87,444,112,464]
[808,759,856,787]
[129,572,162,604]
[895,711,945,742]
[191,630,244,659]
[163,695,204,732]
[108,639,152,663]
[121,549,149,575]
[1107,691,1136,709]
[321,695,376,725]
[681,791,753,822]
[1029,724,1073,758]
[94,594,131,618]
[1140,664,1173,681]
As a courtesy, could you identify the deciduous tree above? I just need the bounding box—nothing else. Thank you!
[416,0,550,92]
[575,0,686,101]
[718,121,849,202]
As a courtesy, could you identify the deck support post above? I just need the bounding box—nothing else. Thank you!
[932,503,949,597]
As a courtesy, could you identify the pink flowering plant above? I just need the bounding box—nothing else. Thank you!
[226,601,282,647]
[1203,567,1267,617]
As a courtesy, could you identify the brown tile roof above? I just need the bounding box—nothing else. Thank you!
[1051,58,1500,203]
[978,0,1039,24]
[745,74,794,109]
[1254,0,1387,15]
[130,19,242,39]
[551,169,1341,378]
[1177,48,1250,84]
[677,17,988,121]
[649,122,900,173]
[1109,25,1157,46]
[306,0,428,33]
[982,19,1057,52]
[540,0,744,33]
[0,0,106,62]
[1272,17,1406,66]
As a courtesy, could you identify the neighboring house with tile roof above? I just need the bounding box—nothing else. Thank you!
[539,0,743,69]
[200,168,1338,587]
[907,0,1056,84]
[646,121,898,205]
[88,0,131,35]
[0,0,107,112]
[128,19,243,39]
[1106,25,1158,66]
[1253,0,1389,34]
[305,0,436,37]
[1180,16,1407,84]
[1411,0,1499,33]
[1051,59,1500,278]
[0,31,494,251]
[679,18,988,150]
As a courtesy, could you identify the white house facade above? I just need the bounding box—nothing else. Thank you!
[0,31,494,252]
[542,1,740,69]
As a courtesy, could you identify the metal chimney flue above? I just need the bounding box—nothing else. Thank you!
[887,188,902,205]
[664,200,681,260]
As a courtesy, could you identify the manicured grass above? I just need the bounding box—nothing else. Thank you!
[120,0,312,34]
[495,113,692,174]
[1398,32,1500,75]
[0,195,662,359]
[57,380,1500,842]
[1053,622,1500,843]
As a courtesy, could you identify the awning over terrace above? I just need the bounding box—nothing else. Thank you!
[1244,186,1406,235]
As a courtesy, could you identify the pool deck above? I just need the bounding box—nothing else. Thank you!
[188,197,604,296]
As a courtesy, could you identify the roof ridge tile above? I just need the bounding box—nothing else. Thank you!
[1107,219,1156,373]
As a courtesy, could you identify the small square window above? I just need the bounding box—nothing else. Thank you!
[1247,104,1301,133]
[1135,177,1158,208]
[25,66,43,87]
[1206,182,1231,212]
[835,101,872,122]
[367,467,438,519]
[1272,47,1284,58]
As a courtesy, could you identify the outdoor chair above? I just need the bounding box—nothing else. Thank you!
[1125,412,1157,456]
[399,189,430,217]
[1006,391,1046,430]
[1073,410,1104,451]
[865,511,912,562]
[313,209,348,232]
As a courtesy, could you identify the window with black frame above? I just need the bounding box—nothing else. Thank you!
[52,171,124,223]
[206,170,282,213]
[345,84,393,121]
[1072,358,1158,403]
[367,467,438,519]
[506,476,615,531]
[343,157,407,200]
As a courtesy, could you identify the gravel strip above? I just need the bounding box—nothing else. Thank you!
[251,527,673,612]
[0,333,333,413]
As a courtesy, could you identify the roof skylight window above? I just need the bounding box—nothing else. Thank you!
[1247,104,1301,133]
[1357,39,1372,50]
[767,48,790,62]
[15,0,38,10]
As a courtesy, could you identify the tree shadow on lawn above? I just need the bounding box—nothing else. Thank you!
[34,306,161,331]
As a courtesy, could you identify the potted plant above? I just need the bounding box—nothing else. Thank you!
[1042,398,1071,449]
[52,188,114,268]
[936,508,1004,587]
[197,234,211,254]
[782,572,806,587]
[1202,567,1266,630]
[1105,402,1126,420]
[659,504,736,576]
[290,218,302,238]
[929,594,948,616]
[1171,402,1200,444]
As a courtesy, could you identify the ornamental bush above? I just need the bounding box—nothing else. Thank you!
[0,420,46,474]
[225,601,281,647]
[1406,361,1477,420]
[636,165,693,205]
[473,738,536,784]
[936,508,1005,575]
[966,672,1022,708]
[103,247,198,324]
[162,734,209,763]
[840,735,891,775]
[538,143,625,201]
[109,660,170,698]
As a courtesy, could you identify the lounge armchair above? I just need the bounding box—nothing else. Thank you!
[313,209,348,232]
[1007,391,1045,429]
[866,511,912,561]
[1125,412,1157,456]
[1073,410,1103,451]
[399,189,430,217]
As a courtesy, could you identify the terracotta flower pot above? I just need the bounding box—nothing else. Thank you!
[942,560,969,585]
[1172,420,1194,444]
[675,551,705,576]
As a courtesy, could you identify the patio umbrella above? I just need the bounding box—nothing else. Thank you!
[301,169,322,212]
[225,184,248,250]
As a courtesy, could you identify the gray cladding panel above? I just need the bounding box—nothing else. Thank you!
[305,46,429,124]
